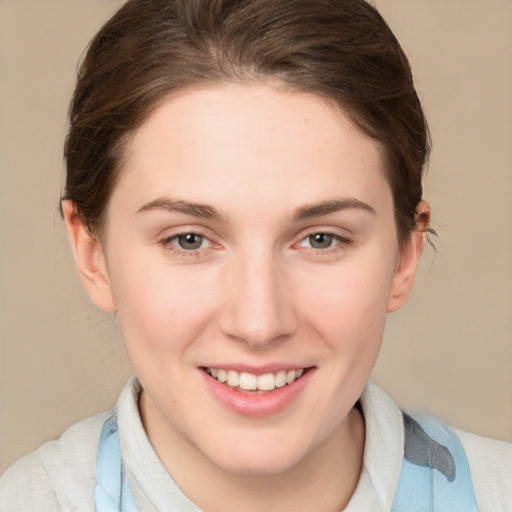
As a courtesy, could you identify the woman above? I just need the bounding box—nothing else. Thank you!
[1,0,511,510]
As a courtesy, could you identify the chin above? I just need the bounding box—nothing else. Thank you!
[214,453,303,477]
[201,434,314,477]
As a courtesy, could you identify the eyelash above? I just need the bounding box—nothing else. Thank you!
[296,231,352,253]
[159,230,351,257]
[160,232,213,257]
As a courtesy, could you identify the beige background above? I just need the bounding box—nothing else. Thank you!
[1,0,511,475]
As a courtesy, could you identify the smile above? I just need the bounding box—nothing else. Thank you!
[205,367,307,393]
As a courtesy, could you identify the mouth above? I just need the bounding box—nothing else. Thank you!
[203,367,310,394]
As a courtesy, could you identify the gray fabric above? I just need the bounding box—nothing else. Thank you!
[1,377,511,511]
[402,413,456,481]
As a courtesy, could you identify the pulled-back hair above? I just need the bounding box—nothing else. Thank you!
[63,0,430,243]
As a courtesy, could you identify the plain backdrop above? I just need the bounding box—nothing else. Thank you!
[1,0,511,474]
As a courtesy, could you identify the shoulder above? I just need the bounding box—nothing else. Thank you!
[360,382,512,510]
[0,411,110,511]
[456,428,512,511]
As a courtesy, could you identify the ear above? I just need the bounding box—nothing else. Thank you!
[387,201,430,313]
[61,200,116,313]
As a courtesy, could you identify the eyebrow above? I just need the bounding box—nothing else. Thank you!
[136,198,224,220]
[136,196,375,222]
[292,198,376,221]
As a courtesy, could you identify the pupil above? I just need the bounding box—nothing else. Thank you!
[310,233,332,249]
[178,234,202,250]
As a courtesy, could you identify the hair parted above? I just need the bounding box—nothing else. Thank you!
[63,0,430,243]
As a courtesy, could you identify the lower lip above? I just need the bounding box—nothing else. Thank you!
[201,368,314,418]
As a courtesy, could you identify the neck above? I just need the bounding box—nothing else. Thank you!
[140,391,365,512]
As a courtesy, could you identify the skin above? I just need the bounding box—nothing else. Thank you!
[63,83,428,512]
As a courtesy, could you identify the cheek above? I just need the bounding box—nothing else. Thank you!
[298,250,397,371]
[107,253,217,358]
[302,259,395,332]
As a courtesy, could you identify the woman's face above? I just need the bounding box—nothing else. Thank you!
[81,83,421,476]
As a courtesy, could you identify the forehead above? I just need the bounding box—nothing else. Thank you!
[115,83,391,216]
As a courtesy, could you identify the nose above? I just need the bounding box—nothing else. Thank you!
[218,249,298,348]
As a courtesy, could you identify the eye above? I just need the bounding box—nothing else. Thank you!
[308,233,335,249]
[169,233,211,251]
[300,232,341,250]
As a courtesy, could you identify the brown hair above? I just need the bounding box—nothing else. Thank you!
[63,0,430,243]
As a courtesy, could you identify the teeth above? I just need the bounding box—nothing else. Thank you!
[275,370,287,388]
[257,373,275,391]
[227,370,239,387]
[286,369,296,384]
[206,367,307,392]
[239,372,257,390]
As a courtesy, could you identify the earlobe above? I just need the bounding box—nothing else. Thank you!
[61,200,116,313]
[387,201,430,313]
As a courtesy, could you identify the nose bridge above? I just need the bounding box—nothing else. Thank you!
[219,244,297,347]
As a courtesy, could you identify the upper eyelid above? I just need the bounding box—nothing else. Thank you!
[296,220,356,235]
[162,230,207,239]
[157,224,216,240]
[294,226,352,242]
